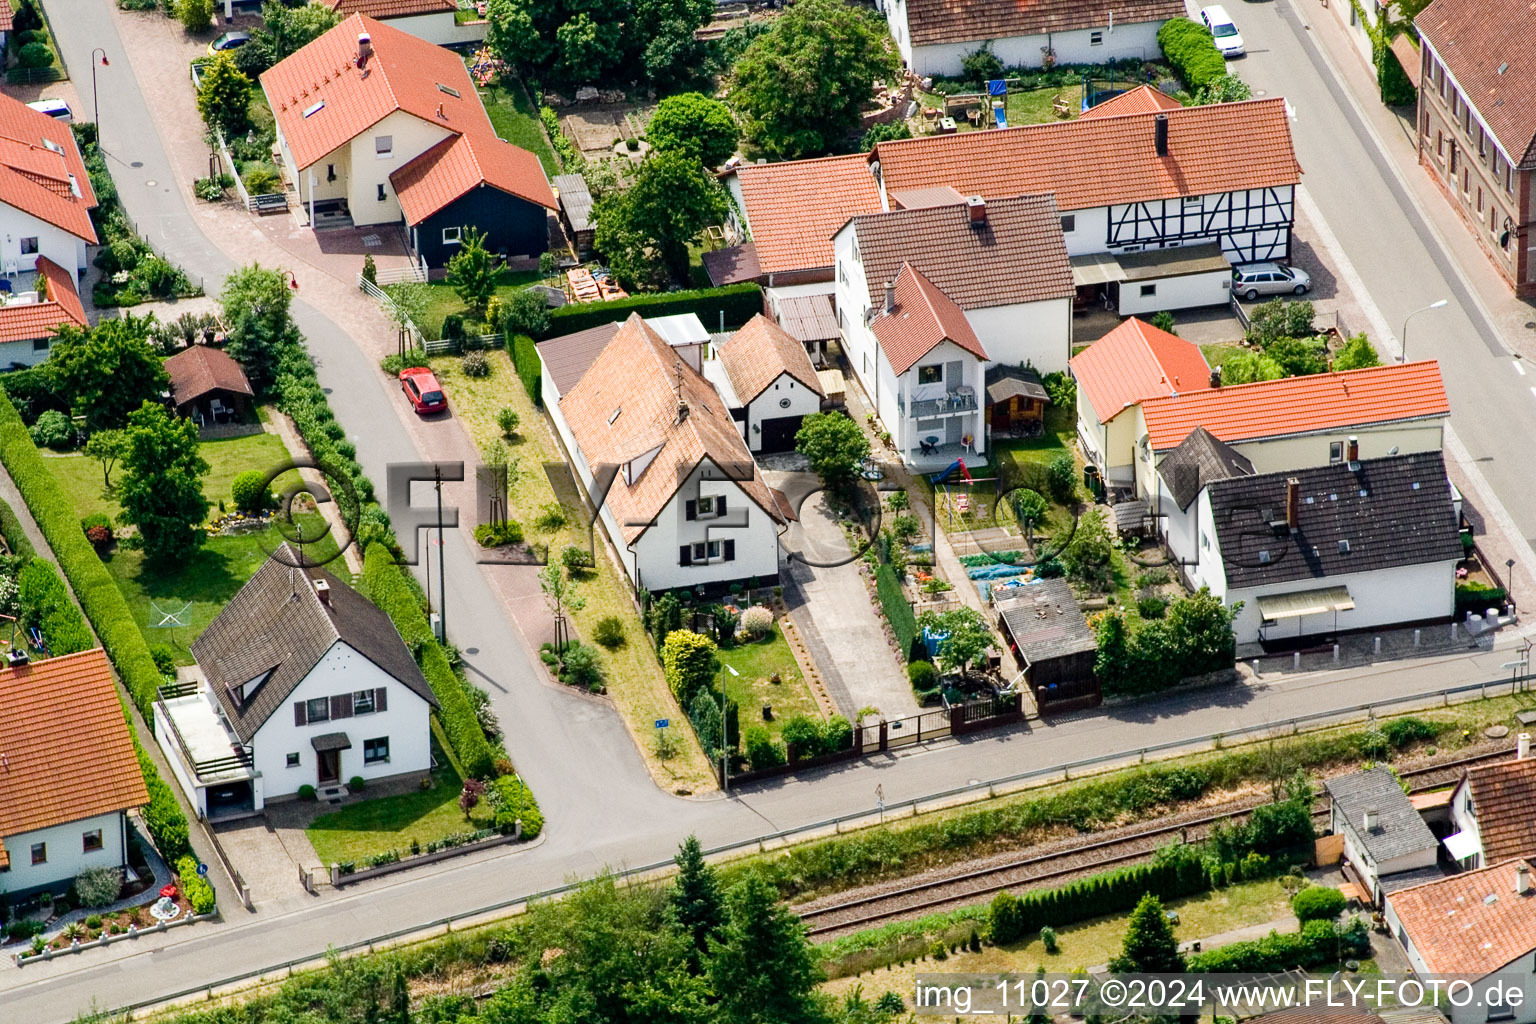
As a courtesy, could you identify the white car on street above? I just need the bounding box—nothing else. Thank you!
[1200,5,1245,57]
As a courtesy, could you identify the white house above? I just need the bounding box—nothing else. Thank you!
[1385,860,1536,1024]
[260,15,553,264]
[0,649,148,899]
[155,548,438,817]
[834,193,1073,470]
[544,314,793,594]
[1443,738,1536,870]
[324,0,488,46]
[1174,451,1463,646]
[874,0,1185,78]
[1323,767,1441,905]
[705,314,826,454]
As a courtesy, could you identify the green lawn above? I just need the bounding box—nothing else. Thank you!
[418,268,546,340]
[306,763,494,867]
[1005,84,1084,125]
[476,75,559,176]
[716,622,821,741]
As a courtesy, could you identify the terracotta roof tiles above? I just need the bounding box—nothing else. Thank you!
[1463,757,1536,864]
[715,314,824,404]
[0,92,97,242]
[1070,316,1211,425]
[900,0,1185,47]
[1140,361,1451,451]
[326,0,455,18]
[870,262,988,375]
[0,649,150,845]
[1416,0,1536,167]
[391,131,555,225]
[0,256,86,345]
[730,153,881,275]
[1079,85,1185,120]
[1388,859,1536,974]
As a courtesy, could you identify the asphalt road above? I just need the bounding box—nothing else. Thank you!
[10,0,1535,1017]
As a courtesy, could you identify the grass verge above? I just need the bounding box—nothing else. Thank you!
[716,622,820,743]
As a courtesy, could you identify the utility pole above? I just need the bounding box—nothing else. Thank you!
[435,463,447,642]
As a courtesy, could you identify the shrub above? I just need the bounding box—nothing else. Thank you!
[1039,926,1059,954]
[75,867,124,908]
[442,313,465,341]
[176,856,216,915]
[662,629,717,705]
[960,44,1004,87]
[1189,918,1369,972]
[81,511,112,535]
[29,409,74,450]
[461,349,490,378]
[542,283,762,338]
[149,643,177,678]
[744,724,787,770]
[500,289,549,341]
[348,775,365,792]
[361,254,377,285]
[1291,885,1346,922]
[230,469,270,513]
[907,660,937,690]
[560,544,594,572]
[507,334,542,406]
[1455,582,1506,617]
[473,520,524,547]
[559,640,603,688]
[740,605,772,638]
[1045,452,1076,503]
[1381,716,1437,748]
[496,406,520,437]
[242,166,281,196]
[1156,18,1228,91]
[593,615,626,648]
[298,784,317,801]
[876,564,919,660]
[16,41,54,69]
[1138,595,1169,619]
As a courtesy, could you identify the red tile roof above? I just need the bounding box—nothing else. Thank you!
[262,15,554,217]
[1389,859,1536,974]
[558,314,787,543]
[0,649,150,856]
[0,5,12,31]
[165,344,255,408]
[848,193,1074,311]
[0,92,97,242]
[326,0,455,17]
[872,98,1301,212]
[1079,85,1184,120]
[0,256,86,345]
[1462,757,1536,864]
[729,153,881,275]
[1416,0,1536,167]
[716,313,824,403]
[1069,316,1211,424]
[871,262,989,375]
[901,0,1185,47]
[1140,361,1451,451]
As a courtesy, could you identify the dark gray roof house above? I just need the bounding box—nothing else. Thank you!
[1157,425,1254,510]
[1325,767,1438,865]
[191,545,435,742]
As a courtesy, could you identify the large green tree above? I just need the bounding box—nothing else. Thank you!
[446,226,501,317]
[709,872,826,1024]
[1109,893,1186,973]
[47,314,169,433]
[257,0,342,62]
[915,605,994,677]
[647,92,740,167]
[119,401,210,562]
[195,51,250,139]
[669,834,723,967]
[633,0,714,92]
[592,150,726,287]
[220,263,299,391]
[728,0,899,159]
[794,411,870,491]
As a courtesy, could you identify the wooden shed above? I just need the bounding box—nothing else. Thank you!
[995,579,1100,712]
[553,173,594,257]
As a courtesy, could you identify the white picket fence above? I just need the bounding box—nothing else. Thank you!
[358,274,426,349]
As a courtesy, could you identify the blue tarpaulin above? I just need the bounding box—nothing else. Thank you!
[987,79,1008,96]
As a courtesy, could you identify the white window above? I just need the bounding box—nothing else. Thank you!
[82,829,103,852]
[19,237,38,255]
[286,752,300,767]
[1090,30,1103,45]
[917,364,942,385]
[364,737,390,764]
[353,689,376,715]
[1329,441,1344,463]
[375,135,393,157]
[443,226,462,245]
[691,541,722,562]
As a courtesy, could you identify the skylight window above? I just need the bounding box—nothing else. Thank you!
[303,100,326,118]
[607,407,622,425]
[1338,540,1351,554]
[437,83,460,98]
[41,138,62,154]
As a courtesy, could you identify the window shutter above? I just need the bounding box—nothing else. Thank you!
[336,693,354,718]
[679,545,691,566]
[685,499,697,520]
[374,687,387,712]
[294,701,307,726]
[724,539,736,562]
[717,495,727,517]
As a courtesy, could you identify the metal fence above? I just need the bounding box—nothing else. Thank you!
[109,669,1533,1021]
[358,274,426,349]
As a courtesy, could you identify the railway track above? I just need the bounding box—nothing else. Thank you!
[799,746,1511,938]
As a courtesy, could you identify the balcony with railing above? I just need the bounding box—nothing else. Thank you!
[156,682,255,786]
[898,387,980,419]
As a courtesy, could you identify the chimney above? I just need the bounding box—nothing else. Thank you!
[1519,732,1532,760]
[1155,114,1169,157]
[676,399,689,424]
[1347,436,1359,464]
[1210,365,1223,388]
[313,577,331,606]
[1362,808,1379,831]
[1517,863,1532,895]
[6,648,27,668]
[1286,477,1300,529]
[883,280,896,314]
[967,195,987,224]
[356,32,373,69]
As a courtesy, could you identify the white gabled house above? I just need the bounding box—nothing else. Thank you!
[1443,740,1536,871]
[155,548,438,818]
[704,314,826,454]
[541,314,794,595]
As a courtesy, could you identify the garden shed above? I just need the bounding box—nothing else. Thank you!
[553,173,594,257]
[995,579,1099,712]
[164,345,254,428]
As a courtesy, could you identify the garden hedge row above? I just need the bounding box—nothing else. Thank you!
[1157,18,1229,91]
[19,559,93,655]
[1188,917,1369,972]
[508,333,542,408]
[875,563,918,663]
[0,365,63,425]
[361,542,500,780]
[0,390,165,718]
[176,855,216,914]
[538,283,763,338]
[0,493,37,559]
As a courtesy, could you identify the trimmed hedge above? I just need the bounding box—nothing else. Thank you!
[989,848,1212,942]
[19,559,94,655]
[0,390,165,718]
[0,492,36,559]
[1189,917,1369,972]
[508,333,542,408]
[1157,18,1229,91]
[361,542,499,779]
[176,855,216,914]
[875,563,918,662]
[1455,582,1505,618]
[539,283,763,338]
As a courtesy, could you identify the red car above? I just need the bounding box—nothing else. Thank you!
[400,367,447,415]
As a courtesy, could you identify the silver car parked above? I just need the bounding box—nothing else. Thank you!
[1232,262,1312,300]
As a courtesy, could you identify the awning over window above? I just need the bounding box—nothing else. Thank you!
[310,732,352,753]
[1443,830,1481,862]
[1071,252,1126,287]
[1256,585,1355,621]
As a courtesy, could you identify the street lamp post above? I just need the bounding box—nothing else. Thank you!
[91,49,109,149]
[1399,299,1448,362]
